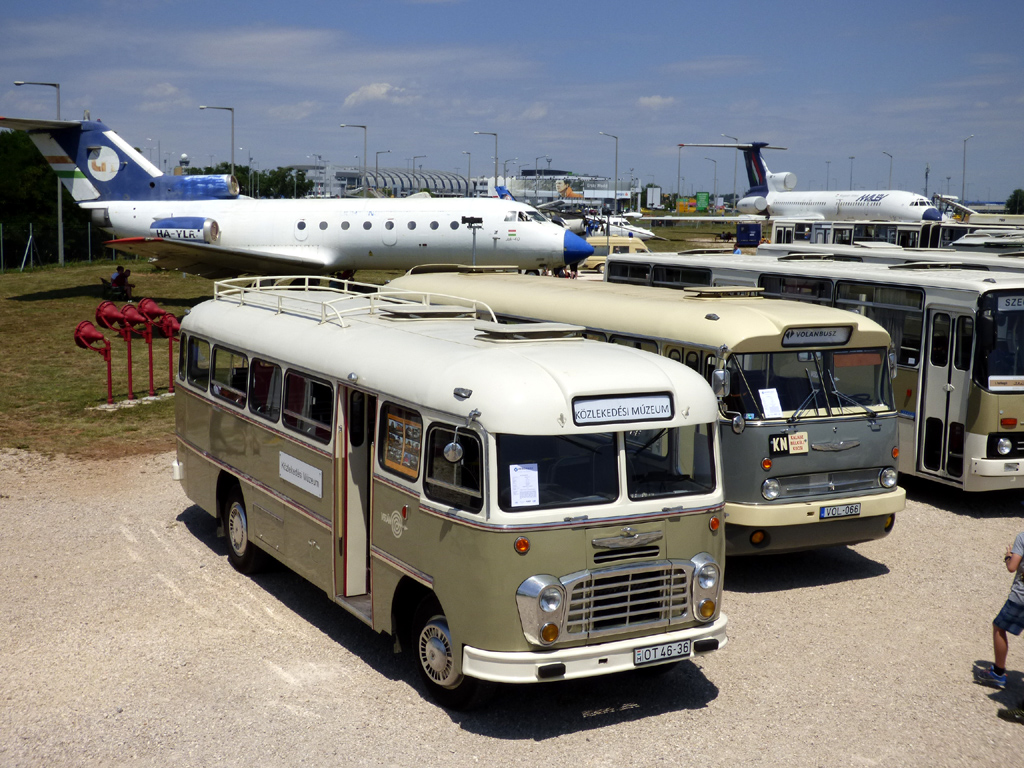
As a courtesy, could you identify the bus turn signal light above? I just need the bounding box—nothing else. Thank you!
[709,516,721,532]
[1001,418,1018,429]
[761,457,772,471]
[514,537,530,555]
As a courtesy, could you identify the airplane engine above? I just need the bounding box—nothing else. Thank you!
[737,196,769,215]
[173,174,240,200]
[149,217,221,244]
[769,172,798,191]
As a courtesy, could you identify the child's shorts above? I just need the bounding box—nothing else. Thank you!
[995,598,1024,635]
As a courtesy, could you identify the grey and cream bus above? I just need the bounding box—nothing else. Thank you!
[172,276,727,708]
[604,251,1024,492]
[390,267,903,556]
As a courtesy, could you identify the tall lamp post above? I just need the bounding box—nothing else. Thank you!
[722,134,738,211]
[199,105,234,179]
[474,132,498,195]
[882,151,893,190]
[677,144,684,204]
[705,158,717,212]
[375,150,391,192]
[340,124,367,196]
[462,151,471,196]
[599,132,618,214]
[962,134,974,203]
[849,156,855,190]
[826,160,831,190]
[15,80,63,265]
[502,157,518,183]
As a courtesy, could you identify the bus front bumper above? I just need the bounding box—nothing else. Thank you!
[461,615,728,684]
[967,457,1024,491]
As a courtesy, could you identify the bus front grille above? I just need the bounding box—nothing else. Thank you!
[776,467,883,498]
[562,561,692,639]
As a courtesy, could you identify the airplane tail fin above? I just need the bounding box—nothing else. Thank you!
[0,116,239,203]
[495,185,516,201]
[678,142,786,197]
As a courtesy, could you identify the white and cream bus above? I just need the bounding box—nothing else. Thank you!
[389,267,903,556]
[173,276,727,708]
[603,251,1024,491]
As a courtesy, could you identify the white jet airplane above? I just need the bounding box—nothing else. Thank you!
[0,116,592,277]
[680,142,943,223]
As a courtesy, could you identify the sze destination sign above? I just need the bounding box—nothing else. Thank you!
[573,393,673,426]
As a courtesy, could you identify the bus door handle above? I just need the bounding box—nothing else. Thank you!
[943,383,955,392]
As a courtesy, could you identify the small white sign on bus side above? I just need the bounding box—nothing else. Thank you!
[279,452,324,499]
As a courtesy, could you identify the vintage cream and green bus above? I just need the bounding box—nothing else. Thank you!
[603,251,1024,492]
[389,267,903,556]
[172,276,727,708]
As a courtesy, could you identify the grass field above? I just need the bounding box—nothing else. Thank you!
[0,220,737,458]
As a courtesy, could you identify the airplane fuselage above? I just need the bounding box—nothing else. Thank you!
[84,196,575,271]
[763,189,942,222]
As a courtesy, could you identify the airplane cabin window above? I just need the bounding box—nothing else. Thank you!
[385,221,395,230]
[297,221,306,230]
[450,221,459,230]
[430,221,439,230]
[319,221,327,230]
[407,221,416,230]
[363,221,372,230]
[341,221,350,230]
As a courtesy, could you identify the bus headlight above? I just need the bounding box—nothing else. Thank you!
[997,437,1013,456]
[879,467,898,488]
[761,478,781,500]
[696,562,719,589]
[539,586,563,613]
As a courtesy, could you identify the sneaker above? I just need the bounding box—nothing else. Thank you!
[997,706,1024,724]
[975,665,1008,689]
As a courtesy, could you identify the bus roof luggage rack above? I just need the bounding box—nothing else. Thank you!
[379,304,477,320]
[681,286,764,299]
[474,320,584,342]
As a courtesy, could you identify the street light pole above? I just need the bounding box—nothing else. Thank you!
[340,124,367,196]
[502,157,518,182]
[462,151,471,197]
[15,80,63,265]
[883,151,893,190]
[722,134,738,211]
[705,158,717,211]
[962,135,974,203]
[474,132,498,195]
[375,150,391,192]
[826,160,831,191]
[677,144,683,203]
[199,105,234,179]
[849,156,855,190]
[599,132,618,214]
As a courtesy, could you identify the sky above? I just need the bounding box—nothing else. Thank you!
[2,0,1023,203]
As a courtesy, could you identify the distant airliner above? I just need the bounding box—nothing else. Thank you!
[680,142,943,223]
[0,116,592,277]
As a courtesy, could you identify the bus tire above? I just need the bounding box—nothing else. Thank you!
[223,488,265,575]
[412,595,486,710]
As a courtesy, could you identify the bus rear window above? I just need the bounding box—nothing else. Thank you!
[282,371,333,443]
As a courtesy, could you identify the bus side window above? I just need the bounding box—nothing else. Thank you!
[177,332,187,381]
[187,337,211,390]
[424,425,483,512]
[954,316,974,371]
[211,347,249,408]
[379,403,423,480]
[684,351,700,371]
[248,358,282,422]
[282,371,333,444]
[930,313,951,368]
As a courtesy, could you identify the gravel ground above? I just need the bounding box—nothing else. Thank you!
[1,448,1022,767]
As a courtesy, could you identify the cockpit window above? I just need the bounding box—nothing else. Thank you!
[504,211,517,222]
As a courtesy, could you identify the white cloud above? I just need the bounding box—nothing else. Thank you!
[637,95,674,110]
[268,101,321,122]
[520,102,548,121]
[139,82,192,113]
[343,83,411,108]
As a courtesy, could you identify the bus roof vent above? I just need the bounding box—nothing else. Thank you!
[887,261,990,272]
[778,253,863,263]
[474,320,585,342]
[681,286,764,299]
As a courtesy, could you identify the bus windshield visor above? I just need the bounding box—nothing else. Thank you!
[725,349,893,421]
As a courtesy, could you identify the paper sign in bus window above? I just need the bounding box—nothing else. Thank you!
[759,388,783,418]
[384,412,421,479]
[510,463,539,507]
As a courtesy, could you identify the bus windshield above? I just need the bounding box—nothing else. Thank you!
[725,349,893,421]
[979,295,1024,390]
[496,426,716,511]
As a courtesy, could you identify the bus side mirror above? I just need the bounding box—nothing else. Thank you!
[443,441,464,463]
[711,369,730,398]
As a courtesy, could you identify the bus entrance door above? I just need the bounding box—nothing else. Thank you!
[919,309,973,482]
[335,387,376,600]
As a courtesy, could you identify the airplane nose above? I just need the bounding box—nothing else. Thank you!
[563,230,594,264]
[922,207,942,221]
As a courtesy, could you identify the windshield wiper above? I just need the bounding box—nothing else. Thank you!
[827,369,877,418]
[788,368,825,423]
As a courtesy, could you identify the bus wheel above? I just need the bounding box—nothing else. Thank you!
[223,489,264,575]
[412,596,485,709]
